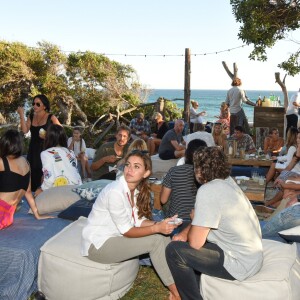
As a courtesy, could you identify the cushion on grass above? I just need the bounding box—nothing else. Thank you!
[58,198,94,221]
[72,179,113,201]
[38,217,139,300]
[28,185,80,214]
[279,225,300,243]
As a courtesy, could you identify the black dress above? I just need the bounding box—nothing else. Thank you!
[27,114,52,191]
[155,122,169,139]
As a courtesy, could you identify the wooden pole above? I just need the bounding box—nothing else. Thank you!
[184,48,191,128]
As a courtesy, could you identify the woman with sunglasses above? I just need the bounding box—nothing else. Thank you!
[17,94,61,191]
[81,150,181,300]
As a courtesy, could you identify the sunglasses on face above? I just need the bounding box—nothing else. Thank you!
[32,102,41,107]
[130,149,149,155]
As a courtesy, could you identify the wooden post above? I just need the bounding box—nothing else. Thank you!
[184,48,191,129]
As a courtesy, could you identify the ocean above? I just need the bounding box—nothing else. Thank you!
[146,89,290,123]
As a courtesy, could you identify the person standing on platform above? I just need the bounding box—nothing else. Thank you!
[17,94,61,192]
[225,77,256,135]
[286,88,300,135]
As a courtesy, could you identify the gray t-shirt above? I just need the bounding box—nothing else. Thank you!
[192,176,263,281]
[158,129,183,154]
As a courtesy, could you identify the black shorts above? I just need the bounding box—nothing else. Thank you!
[159,150,176,160]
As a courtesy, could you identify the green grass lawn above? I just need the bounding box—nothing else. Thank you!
[121,266,169,300]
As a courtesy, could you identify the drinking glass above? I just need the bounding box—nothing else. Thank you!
[252,171,259,182]
[258,176,265,186]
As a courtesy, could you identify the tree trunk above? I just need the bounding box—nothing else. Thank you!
[275,72,288,109]
[222,62,238,80]
[275,72,288,138]
[56,96,74,125]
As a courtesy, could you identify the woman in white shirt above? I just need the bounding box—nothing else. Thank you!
[81,150,180,300]
[190,100,206,133]
[67,127,91,180]
[265,127,298,183]
[34,124,82,197]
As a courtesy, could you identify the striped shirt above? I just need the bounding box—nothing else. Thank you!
[162,164,198,219]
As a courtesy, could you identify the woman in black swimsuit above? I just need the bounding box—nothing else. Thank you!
[0,129,52,229]
[17,94,61,191]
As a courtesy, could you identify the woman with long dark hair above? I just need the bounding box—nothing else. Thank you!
[82,150,180,300]
[0,129,52,229]
[17,94,61,191]
[34,124,82,197]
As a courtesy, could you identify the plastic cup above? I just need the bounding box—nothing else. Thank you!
[39,128,46,138]
[259,176,265,186]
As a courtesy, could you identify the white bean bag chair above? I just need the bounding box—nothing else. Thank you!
[200,239,300,300]
[151,154,179,178]
[38,217,139,300]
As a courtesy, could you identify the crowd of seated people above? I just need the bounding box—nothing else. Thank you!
[4,104,299,299]
[265,127,298,183]
[266,130,300,208]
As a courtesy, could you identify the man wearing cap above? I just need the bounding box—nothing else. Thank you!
[129,112,151,141]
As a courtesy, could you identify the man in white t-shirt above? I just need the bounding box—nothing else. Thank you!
[286,89,300,134]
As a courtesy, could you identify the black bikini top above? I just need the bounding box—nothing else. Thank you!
[0,157,30,192]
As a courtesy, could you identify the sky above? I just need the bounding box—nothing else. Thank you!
[1,0,300,92]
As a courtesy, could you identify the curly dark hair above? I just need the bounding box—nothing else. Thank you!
[124,150,152,220]
[193,147,231,184]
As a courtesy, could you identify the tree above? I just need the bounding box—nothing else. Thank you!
[230,0,300,75]
[0,40,148,129]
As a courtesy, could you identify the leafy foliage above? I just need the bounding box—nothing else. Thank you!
[0,40,151,125]
[230,0,300,75]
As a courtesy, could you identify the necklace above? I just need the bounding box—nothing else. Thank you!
[34,112,47,126]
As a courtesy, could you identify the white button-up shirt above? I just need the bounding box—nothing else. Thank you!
[81,176,147,256]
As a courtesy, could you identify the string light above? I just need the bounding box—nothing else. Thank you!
[101,45,246,57]
[2,41,246,58]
